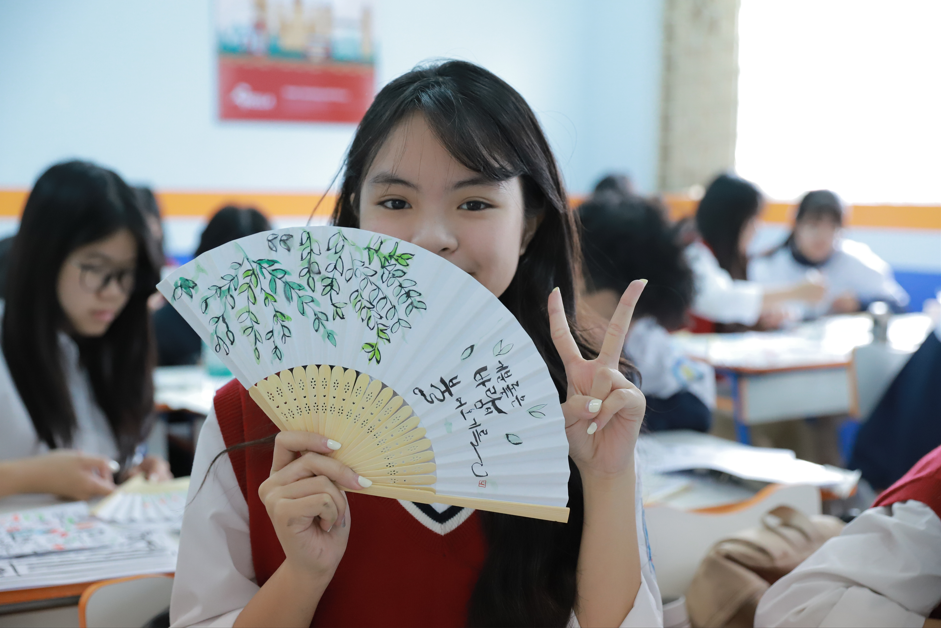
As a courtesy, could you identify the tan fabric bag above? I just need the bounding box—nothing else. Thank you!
[685,506,845,628]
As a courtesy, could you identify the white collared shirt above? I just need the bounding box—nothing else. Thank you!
[749,239,909,319]
[685,241,764,326]
[169,410,664,627]
[0,301,119,462]
[756,500,941,627]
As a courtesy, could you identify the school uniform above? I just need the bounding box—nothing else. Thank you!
[684,241,763,327]
[0,301,120,463]
[169,380,663,628]
[748,239,909,319]
[756,444,941,627]
[625,316,716,432]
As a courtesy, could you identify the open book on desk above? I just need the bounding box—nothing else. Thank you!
[638,431,860,499]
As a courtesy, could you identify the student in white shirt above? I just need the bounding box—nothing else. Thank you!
[579,191,716,431]
[686,174,826,332]
[756,439,941,627]
[749,190,909,319]
[0,160,171,501]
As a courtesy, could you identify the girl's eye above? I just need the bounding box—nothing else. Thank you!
[380,199,411,210]
[459,200,492,212]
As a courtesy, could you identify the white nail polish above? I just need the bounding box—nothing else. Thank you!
[327,439,342,451]
[587,399,602,413]
[358,476,373,488]
[587,422,598,435]
[107,460,120,474]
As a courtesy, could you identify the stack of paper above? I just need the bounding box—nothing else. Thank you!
[638,431,860,498]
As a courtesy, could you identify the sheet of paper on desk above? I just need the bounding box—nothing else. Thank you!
[0,502,122,558]
[638,431,860,498]
[0,503,177,591]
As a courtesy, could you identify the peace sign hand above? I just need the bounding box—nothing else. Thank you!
[548,281,647,478]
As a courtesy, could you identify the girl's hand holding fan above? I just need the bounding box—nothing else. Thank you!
[259,432,365,580]
[549,280,647,479]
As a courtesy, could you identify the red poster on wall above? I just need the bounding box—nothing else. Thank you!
[216,0,374,124]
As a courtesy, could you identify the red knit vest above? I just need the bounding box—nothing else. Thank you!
[872,444,941,514]
[872,444,941,619]
[213,379,489,628]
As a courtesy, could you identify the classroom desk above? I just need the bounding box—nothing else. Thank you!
[0,496,178,627]
[154,366,232,416]
[674,313,934,444]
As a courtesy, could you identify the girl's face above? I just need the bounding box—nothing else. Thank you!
[793,216,839,263]
[738,216,758,257]
[57,229,137,337]
[358,114,537,298]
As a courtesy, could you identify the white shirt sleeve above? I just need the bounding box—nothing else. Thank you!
[756,500,941,628]
[567,458,664,628]
[685,242,764,326]
[170,410,258,628]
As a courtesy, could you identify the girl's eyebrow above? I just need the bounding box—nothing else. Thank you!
[451,175,499,190]
[369,172,419,190]
[79,252,136,266]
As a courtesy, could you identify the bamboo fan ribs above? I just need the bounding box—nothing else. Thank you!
[251,365,437,489]
[159,226,571,522]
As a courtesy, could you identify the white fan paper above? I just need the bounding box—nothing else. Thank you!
[158,227,570,522]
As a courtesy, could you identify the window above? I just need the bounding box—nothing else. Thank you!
[736,0,941,203]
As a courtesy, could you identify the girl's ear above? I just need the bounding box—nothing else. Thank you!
[519,211,544,256]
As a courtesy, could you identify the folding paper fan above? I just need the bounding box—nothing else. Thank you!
[91,477,190,523]
[158,227,570,522]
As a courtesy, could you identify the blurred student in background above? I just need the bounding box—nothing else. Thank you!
[685,173,827,332]
[592,172,636,199]
[580,192,715,432]
[153,205,271,366]
[749,190,908,319]
[0,160,170,501]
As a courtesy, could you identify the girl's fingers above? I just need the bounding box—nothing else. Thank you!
[265,476,348,530]
[588,367,619,402]
[271,431,344,474]
[273,493,342,532]
[597,280,646,369]
[591,386,646,432]
[547,287,582,367]
[561,394,605,428]
[269,450,368,492]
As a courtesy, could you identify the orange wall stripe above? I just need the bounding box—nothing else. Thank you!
[1,189,938,230]
[660,194,941,230]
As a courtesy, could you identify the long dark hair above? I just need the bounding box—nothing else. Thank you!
[2,160,160,462]
[196,205,272,257]
[331,60,634,627]
[695,173,762,280]
[579,193,694,331]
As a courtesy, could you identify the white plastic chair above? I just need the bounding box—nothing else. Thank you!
[78,575,173,628]
[645,483,821,599]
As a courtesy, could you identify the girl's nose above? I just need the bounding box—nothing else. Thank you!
[409,212,458,256]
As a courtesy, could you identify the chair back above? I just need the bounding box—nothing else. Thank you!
[78,575,173,628]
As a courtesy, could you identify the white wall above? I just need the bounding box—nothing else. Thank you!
[0,0,664,196]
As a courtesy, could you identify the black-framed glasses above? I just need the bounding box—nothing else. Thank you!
[72,262,136,295]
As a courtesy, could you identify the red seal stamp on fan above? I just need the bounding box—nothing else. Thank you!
[478,480,487,488]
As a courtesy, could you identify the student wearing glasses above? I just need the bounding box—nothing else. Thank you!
[0,160,171,501]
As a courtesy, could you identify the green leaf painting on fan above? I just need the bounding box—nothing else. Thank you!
[159,226,573,522]
[169,229,426,365]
